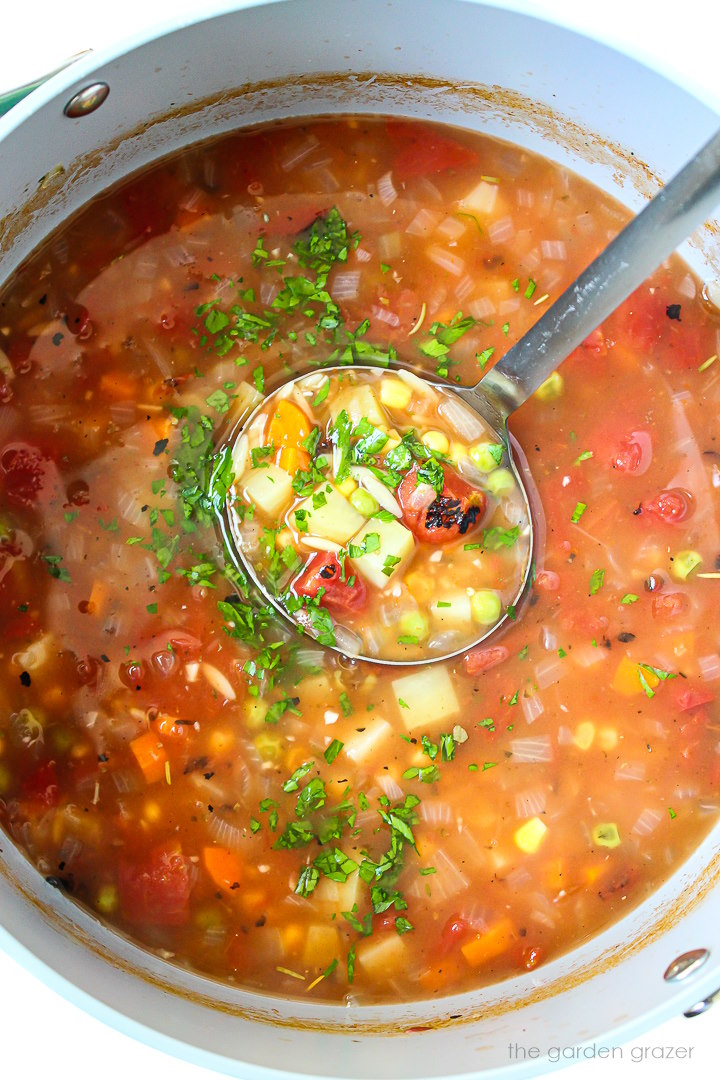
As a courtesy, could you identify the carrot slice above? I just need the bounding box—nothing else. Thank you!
[202,846,244,895]
[266,399,311,453]
[129,732,168,784]
[99,371,139,400]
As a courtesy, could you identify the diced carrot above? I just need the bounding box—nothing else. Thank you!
[461,918,515,968]
[99,371,139,400]
[611,656,659,696]
[87,578,110,617]
[202,845,244,895]
[544,858,565,890]
[278,445,310,475]
[670,632,695,662]
[266,399,311,456]
[129,732,168,784]
[584,864,605,886]
[241,888,268,917]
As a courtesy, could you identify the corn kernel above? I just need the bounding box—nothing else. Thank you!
[485,468,515,496]
[448,441,466,464]
[379,378,412,410]
[514,816,548,854]
[597,727,618,751]
[573,721,595,751]
[534,371,564,401]
[670,549,703,581]
[422,430,450,454]
[254,731,283,762]
[95,884,119,915]
[276,528,294,549]
[336,476,358,497]
[470,441,503,473]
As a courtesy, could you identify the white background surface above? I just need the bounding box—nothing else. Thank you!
[1,1,718,1077]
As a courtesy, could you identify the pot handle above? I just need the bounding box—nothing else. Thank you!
[0,52,91,117]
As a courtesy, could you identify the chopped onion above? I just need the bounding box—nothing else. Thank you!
[515,789,547,818]
[540,626,557,652]
[376,171,398,207]
[425,245,465,276]
[279,134,319,172]
[488,217,515,244]
[405,208,441,237]
[454,274,474,302]
[629,430,653,476]
[437,395,487,441]
[332,624,363,657]
[300,536,342,553]
[468,296,496,320]
[615,761,646,782]
[540,239,567,260]
[677,273,697,299]
[572,644,608,669]
[27,403,71,426]
[521,693,544,725]
[350,466,403,517]
[201,662,236,701]
[632,808,664,836]
[354,246,372,263]
[400,479,435,513]
[516,189,535,208]
[378,231,402,260]
[427,630,464,651]
[370,303,400,327]
[185,662,200,683]
[557,725,574,746]
[259,281,279,306]
[534,655,565,689]
[309,167,340,193]
[510,735,552,763]
[419,801,453,827]
[436,216,466,241]
[699,654,720,682]
[330,270,360,301]
[377,773,404,800]
[499,297,521,316]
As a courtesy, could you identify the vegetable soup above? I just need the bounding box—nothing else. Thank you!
[0,116,719,1004]
[229,367,530,660]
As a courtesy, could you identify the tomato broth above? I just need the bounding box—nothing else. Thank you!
[0,117,719,1003]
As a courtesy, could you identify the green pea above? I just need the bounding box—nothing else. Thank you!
[350,488,379,517]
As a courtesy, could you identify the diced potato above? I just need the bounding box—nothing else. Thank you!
[302,924,341,969]
[294,484,366,545]
[314,869,363,914]
[240,463,293,520]
[458,179,499,216]
[392,666,460,731]
[514,816,547,854]
[380,378,412,410]
[330,384,386,428]
[296,674,335,709]
[597,726,618,751]
[430,594,472,626]
[356,930,407,979]
[343,718,393,764]
[348,517,415,591]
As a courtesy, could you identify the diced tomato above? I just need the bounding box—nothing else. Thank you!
[293,553,367,612]
[675,686,714,713]
[438,914,471,955]
[521,945,543,970]
[534,570,560,593]
[258,200,327,238]
[61,296,92,338]
[581,327,608,355]
[398,463,486,545]
[641,488,692,524]
[21,761,59,808]
[463,644,509,676]
[651,592,689,619]
[610,432,651,474]
[0,443,60,510]
[118,846,192,927]
[387,121,479,181]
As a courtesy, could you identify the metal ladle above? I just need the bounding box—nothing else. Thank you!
[225,127,720,665]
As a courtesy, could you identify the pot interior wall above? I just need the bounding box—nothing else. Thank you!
[0,2,719,1077]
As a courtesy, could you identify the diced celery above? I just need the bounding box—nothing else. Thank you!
[398,610,430,640]
[534,372,564,401]
[670,549,703,581]
[592,822,621,848]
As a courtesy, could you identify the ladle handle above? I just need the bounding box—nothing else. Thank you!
[460,126,720,427]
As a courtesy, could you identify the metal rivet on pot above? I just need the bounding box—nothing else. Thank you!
[63,83,109,118]
[684,987,720,1018]
[663,949,710,983]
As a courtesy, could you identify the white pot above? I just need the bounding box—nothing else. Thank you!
[0,2,719,1076]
